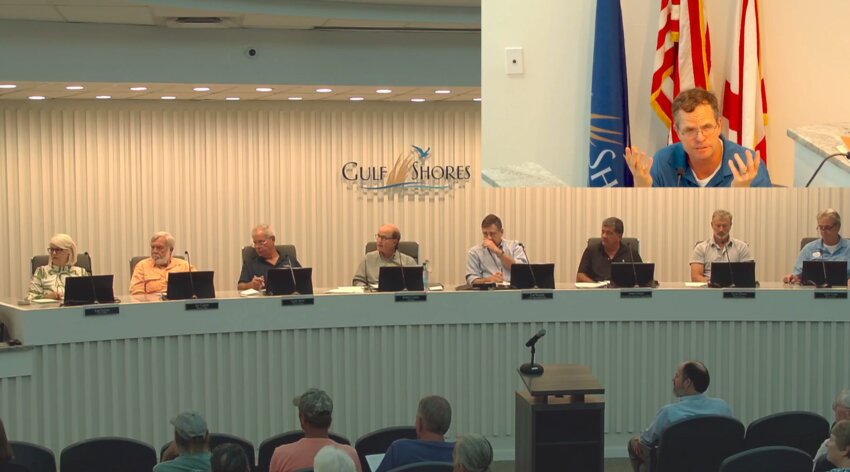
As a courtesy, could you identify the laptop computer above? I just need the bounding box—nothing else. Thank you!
[166,271,216,300]
[266,267,314,295]
[63,275,116,306]
[510,263,556,289]
[802,260,848,287]
[378,266,425,292]
[610,262,655,288]
[709,262,757,288]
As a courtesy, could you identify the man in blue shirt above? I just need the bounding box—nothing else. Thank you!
[628,361,733,472]
[625,88,771,188]
[376,395,455,472]
[785,209,850,287]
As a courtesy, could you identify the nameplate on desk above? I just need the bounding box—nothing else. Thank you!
[281,297,315,306]
[395,293,427,302]
[620,290,652,299]
[814,291,848,300]
[723,291,756,299]
[185,302,219,311]
[84,306,119,316]
[521,291,553,300]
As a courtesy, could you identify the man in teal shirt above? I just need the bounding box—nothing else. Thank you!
[155,410,212,472]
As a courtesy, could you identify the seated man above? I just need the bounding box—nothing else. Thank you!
[156,410,211,472]
[625,87,771,188]
[238,224,301,291]
[130,231,194,295]
[376,395,454,472]
[211,443,251,472]
[576,217,641,282]
[353,224,416,286]
[269,388,361,472]
[784,208,850,287]
[690,209,753,282]
[628,361,733,472]
[813,390,850,472]
[465,214,526,286]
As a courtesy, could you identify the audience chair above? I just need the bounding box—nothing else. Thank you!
[0,463,30,472]
[387,462,453,472]
[161,433,256,471]
[59,437,157,472]
[719,446,812,472]
[743,411,829,458]
[241,245,298,266]
[364,242,419,263]
[800,237,818,250]
[30,253,92,276]
[129,255,185,276]
[586,237,640,254]
[9,441,56,472]
[813,455,837,472]
[649,415,745,472]
[257,431,350,472]
[354,426,417,472]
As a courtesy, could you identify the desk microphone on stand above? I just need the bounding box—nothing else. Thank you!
[184,251,198,299]
[518,243,539,289]
[84,251,99,304]
[285,254,300,295]
[397,250,409,291]
[520,328,546,376]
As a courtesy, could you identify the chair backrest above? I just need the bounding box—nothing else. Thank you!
[387,462,453,472]
[293,468,313,472]
[744,411,829,457]
[59,437,157,472]
[719,446,813,472]
[364,242,419,263]
[257,431,350,472]
[0,463,30,472]
[654,415,745,472]
[813,455,837,472]
[241,245,298,265]
[208,433,256,471]
[129,255,185,275]
[10,440,56,472]
[800,237,818,250]
[30,253,92,276]
[354,426,417,472]
[587,237,640,254]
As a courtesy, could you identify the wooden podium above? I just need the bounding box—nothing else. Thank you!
[515,364,605,472]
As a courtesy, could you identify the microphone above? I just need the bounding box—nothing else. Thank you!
[85,251,99,304]
[184,251,198,299]
[518,243,538,289]
[724,247,736,288]
[285,254,300,295]
[805,152,850,187]
[396,250,409,291]
[820,258,831,288]
[626,242,639,287]
[676,167,685,187]
[525,328,546,347]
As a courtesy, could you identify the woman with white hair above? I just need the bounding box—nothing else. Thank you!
[313,445,357,472]
[26,233,89,301]
[453,434,493,472]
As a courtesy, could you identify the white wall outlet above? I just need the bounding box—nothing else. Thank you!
[505,47,524,75]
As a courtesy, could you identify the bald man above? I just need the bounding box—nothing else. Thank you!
[353,223,417,286]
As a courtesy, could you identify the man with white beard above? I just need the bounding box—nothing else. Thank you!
[130,231,193,295]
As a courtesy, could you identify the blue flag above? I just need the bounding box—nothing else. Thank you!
[588,0,633,187]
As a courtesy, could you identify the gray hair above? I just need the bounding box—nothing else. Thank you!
[49,233,78,266]
[313,445,356,472]
[252,224,276,240]
[816,209,842,228]
[454,434,493,472]
[151,231,176,250]
[837,389,850,409]
[602,217,624,235]
[711,209,733,222]
[417,395,452,435]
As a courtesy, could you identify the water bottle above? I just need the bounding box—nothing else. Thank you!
[422,260,430,290]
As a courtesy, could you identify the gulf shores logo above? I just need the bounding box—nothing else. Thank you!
[341,145,472,190]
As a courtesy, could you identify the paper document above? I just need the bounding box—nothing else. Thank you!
[574,282,608,289]
[685,282,708,288]
[31,298,60,304]
[326,286,367,294]
[239,289,261,297]
[366,454,385,472]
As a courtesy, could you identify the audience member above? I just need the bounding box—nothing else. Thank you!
[826,420,850,472]
[376,395,454,472]
[815,390,850,472]
[155,410,211,472]
[313,445,357,472]
[452,434,492,472]
[211,443,251,472]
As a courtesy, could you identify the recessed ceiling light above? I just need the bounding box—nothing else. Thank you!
[410,98,426,103]
[193,87,211,92]
[0,84,16,89]
[161,96,177,100]
[95,95,112,100]
[65,85,84,90]
[349,97,364,101]
[473,97,482,102]
[316,88,333,93]
[288,97,303,101]
[225,97,240,101]
[130,87,147,91]
[376,89,392,94]
[256,87,273,92]
[28,96,46,100]
[434,90,451,94]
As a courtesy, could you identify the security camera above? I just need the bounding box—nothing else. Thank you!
[246,48,258,58]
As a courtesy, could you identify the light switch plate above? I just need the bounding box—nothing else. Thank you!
[505,47,524,75]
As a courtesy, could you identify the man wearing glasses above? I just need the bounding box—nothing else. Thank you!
[352,223,416,286]
[465,214,527,286]
[625,88,772,187]
[237,224,301,291]
[784,209,850,286]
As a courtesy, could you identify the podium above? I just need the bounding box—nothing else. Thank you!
[515,364,605,472]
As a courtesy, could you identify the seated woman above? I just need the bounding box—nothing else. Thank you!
[26,233,89,301]
[826,420,850,472]
[453,434,492,472]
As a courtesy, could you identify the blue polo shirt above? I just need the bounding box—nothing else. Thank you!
[792,237,850,278]
[639,394,734,446]
[375,439,455,472]
[650,135,772,187]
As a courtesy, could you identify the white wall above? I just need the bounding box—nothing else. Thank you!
[484,0,850,187]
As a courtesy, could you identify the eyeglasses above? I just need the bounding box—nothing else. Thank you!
[47,247,66,254]
[677,122,719,139]
[375,234,397,241]
[252,239,270,247]
[816,224,837,232]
